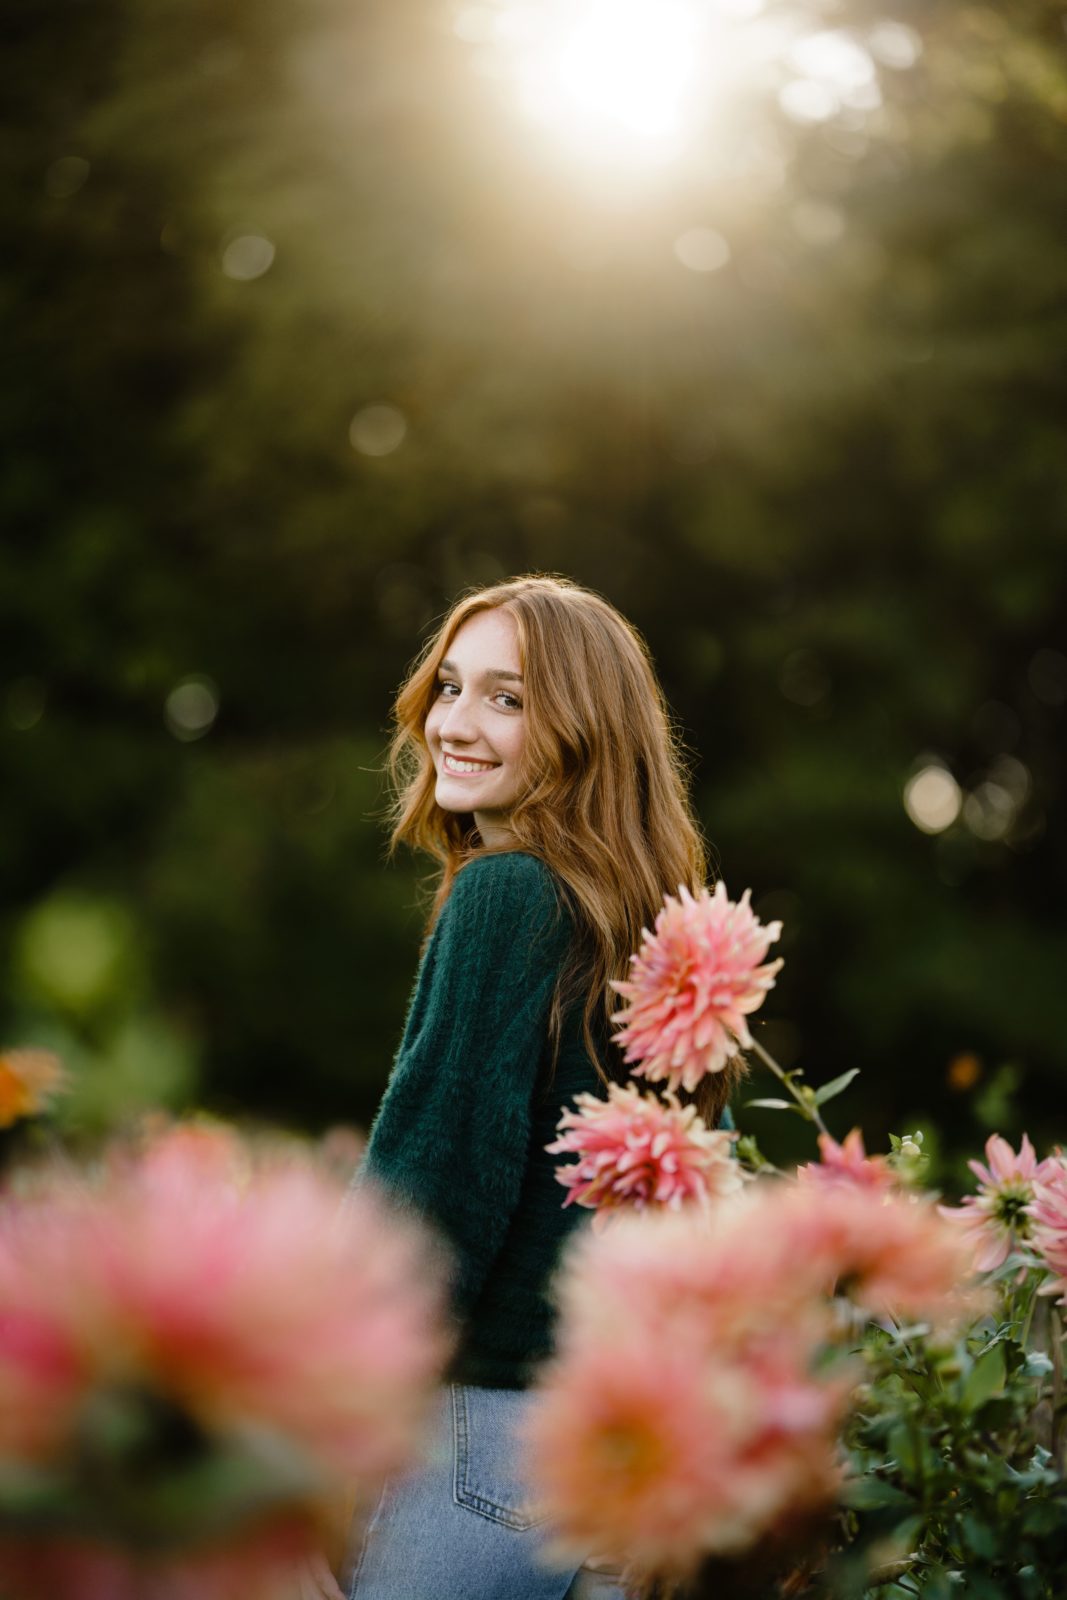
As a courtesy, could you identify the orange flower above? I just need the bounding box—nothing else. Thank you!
[0,1050,67,1129]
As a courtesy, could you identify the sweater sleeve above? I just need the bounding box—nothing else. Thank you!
[357,851,572,1319]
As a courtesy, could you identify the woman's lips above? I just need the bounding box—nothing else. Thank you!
[441,753,500,775]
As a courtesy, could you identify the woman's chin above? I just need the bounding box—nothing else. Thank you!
[434,778,480,815]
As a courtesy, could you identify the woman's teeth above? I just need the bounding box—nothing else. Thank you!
[443,755,497,774]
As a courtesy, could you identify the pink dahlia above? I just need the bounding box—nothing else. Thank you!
[1027,1152,1067,1300]
[0,1128,451,1599]
[797,1129,895,1193]
[938,1133,1056,1273]
[546,1083,742,1226]
[550,1200,828,1361]
[784,1183,979,1326]
[611,884,783,1094]
[522,1202,846,1578]
[522,1335,844,1578]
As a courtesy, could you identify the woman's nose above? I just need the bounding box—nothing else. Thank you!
[439,693,477,742]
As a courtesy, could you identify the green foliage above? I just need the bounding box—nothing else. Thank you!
[835,1291,1067,1599]
[735,1079,1067,1597]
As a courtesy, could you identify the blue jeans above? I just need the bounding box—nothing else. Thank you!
[345,1384,629,1600]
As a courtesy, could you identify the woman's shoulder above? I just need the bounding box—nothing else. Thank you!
[456,849,556,895]
[446,850,567,939]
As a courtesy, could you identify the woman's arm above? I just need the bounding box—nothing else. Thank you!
[357,851,571,1319]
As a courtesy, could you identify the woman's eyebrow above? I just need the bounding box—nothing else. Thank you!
[438,659,523,684]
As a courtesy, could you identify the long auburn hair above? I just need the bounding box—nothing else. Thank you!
[388,574,742,1128]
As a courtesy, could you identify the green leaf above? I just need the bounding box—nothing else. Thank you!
[961,1513,997,1560]
[890,1513,924,1552]
[840,1476,915,1510]
[814,1067,860,1105]
[742,1097,807,1115]
[887,1423,919,1477]
[918,1574,955,1600]
[960,1342,1006,1413]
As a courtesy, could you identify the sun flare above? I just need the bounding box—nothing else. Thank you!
[454,0,907,181]
[518,0,704,164]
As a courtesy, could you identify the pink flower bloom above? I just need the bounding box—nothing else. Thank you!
[0,1130,451,1598]
[937,1133,1056,1273]
[522,1334,844,1578]
[783,1183,980,1325]
[522,1175,978,1580]
[0,1525,311,1600]
[546,1083,742,1227]
[611,884,783,1094]
[797,1129,896,1193]
[521,1202,846,1578]
[548,1202,829,1379]
[1027,1152,1067,1300]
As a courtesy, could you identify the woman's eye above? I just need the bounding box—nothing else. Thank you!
[496,692,523,711]
[437,680,460,697]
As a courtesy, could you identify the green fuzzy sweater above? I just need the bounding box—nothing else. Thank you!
[358,849,608,1389]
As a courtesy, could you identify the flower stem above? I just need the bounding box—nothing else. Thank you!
[747,1036,832,1138]
[1051,1298,1065,1473]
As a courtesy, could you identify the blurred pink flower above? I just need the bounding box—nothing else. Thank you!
[546,1083,741,1227]
[1027,1152,1067,1300]
[611,884,783,1094]
[797,1129,895,1193]
[0,1524,310,1600]
[523,1174,977,1578]
[937,1133,1055,1273]
[522,1336,843,1577]
[786,1183,980,1325]
[0,1129,451,1597]
[521,1202,845,1577]
[550,1201,824,1359]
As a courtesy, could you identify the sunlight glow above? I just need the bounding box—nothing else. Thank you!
[455,2,917,178]
[513,0,705,164]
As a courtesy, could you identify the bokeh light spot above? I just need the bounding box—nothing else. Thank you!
[947,1052,982,1092]
[350,404,407,457]
[221,234,276,281]
[778,79,839,124]
[16,896,137,1017]
[903,764,961,834]
[963,781,1015,841]
[789,31,876,94]
[673,227,731,272]
[790,200,845,246]
[165,676,220,741]
[868,20,922,71]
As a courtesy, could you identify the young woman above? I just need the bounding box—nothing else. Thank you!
[340,576,738,1600]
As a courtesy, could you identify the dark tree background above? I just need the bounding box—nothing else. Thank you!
[2,0,1065,1177]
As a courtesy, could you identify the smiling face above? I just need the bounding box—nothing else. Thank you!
[423,608,527,845]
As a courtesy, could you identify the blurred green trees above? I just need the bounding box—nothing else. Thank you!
[2,0,1064,1166]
